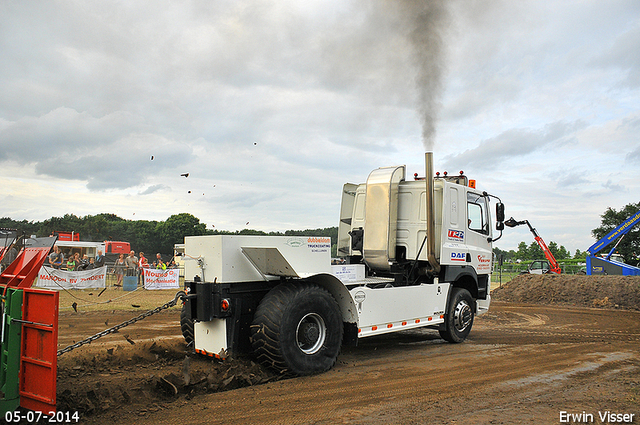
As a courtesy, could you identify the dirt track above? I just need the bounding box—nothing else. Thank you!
[55,300,640,425]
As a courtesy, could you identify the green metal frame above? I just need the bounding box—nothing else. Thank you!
[1,287,23,415]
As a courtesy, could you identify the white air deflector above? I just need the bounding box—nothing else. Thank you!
[241,247,300,279]
[363,165,405,271]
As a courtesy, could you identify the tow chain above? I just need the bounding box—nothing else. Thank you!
[57,290,187,357]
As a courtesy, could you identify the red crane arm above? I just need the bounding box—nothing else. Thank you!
[533,234,561,274]
[504,217,561,274]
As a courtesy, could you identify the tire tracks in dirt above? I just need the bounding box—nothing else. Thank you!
[86,303,640,425]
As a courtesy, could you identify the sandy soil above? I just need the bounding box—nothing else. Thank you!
[44,277,640,424]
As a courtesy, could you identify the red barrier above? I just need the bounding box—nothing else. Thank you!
[0,238,56,289]
[0,237,59,414]
[19,288,59,413]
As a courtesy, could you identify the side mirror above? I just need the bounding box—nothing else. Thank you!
[496,203,505,223]
[496,221,504,231]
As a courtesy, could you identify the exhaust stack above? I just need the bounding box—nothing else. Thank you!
[425,152,440,273]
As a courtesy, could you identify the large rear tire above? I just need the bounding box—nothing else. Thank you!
[439,287,474,343]
[250,282,343,376]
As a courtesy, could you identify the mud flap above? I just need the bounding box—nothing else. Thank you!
[194,319,228,358]
[19,288,59,413]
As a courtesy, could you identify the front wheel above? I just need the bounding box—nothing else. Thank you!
[439,287,475,343]
[250,282,343,376]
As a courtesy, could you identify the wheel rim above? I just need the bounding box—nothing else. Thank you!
[453,300,472,332]
[296,313,326,355]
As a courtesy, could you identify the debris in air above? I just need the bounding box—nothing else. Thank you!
[181,173,189,178]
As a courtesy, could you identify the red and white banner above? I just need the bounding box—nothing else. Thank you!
[143,268,180,290]
[37,266,107,290]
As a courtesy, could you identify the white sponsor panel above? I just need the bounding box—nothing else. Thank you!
[143,268,180,290]
[37,266,107,289]
[331,264,365,283]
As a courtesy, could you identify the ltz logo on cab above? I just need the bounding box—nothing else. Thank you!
[447,229,464,241]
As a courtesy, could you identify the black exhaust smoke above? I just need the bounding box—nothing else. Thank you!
[391,0,450,150]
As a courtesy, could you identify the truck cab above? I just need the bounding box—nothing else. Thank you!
[337,163,495,306]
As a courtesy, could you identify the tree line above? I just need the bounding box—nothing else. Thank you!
[0,213,338,257]
[3,201,637,264]
[493,241,577,263]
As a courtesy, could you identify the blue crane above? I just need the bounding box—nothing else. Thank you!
[586,209,640,275]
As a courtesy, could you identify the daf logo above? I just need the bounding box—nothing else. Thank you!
[451,252,466,261]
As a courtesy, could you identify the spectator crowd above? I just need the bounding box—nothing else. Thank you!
[46,246,178,287]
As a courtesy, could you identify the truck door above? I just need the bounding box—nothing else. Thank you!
[465,191,493,275]
[441,184,469,266]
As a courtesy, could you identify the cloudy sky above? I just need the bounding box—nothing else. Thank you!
[1,0,639,254]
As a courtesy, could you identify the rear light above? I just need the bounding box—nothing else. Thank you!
[221,298,230,312]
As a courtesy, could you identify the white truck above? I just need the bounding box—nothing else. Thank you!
[180,153,505,375]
